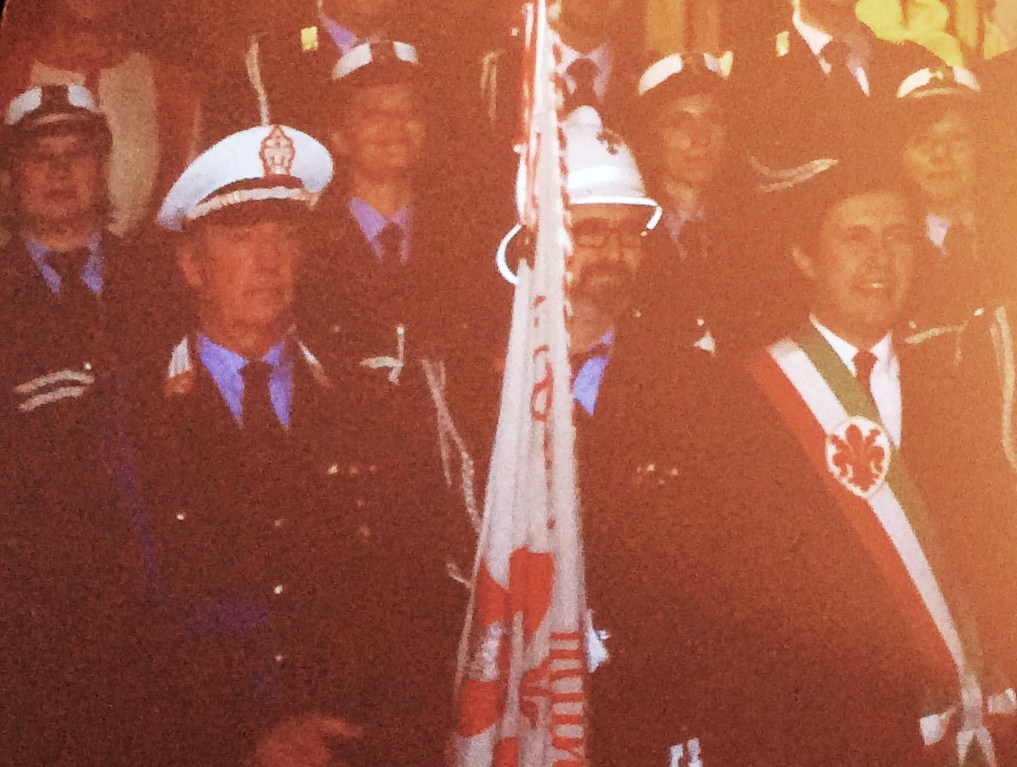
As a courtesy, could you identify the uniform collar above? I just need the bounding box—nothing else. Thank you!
[926,213,950,251]
[348,197,413,248]
[792,12,871,64]
[25,231,105,295]
[318,8,369,53]
[197,333,291,375]
[793,12,834,59]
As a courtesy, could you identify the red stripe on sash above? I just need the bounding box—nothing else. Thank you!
[749,352,956,687]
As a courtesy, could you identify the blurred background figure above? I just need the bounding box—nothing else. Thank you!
[626,51,771,355]
[301,40,453,361]
[0,0,199,237]
[895,65,995,329]
[299,38,484,600]
[729,0,934,166]
[0,84,173,767]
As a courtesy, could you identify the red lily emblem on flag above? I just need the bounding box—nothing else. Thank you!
[825,417,891,499]
[458,549,554,738]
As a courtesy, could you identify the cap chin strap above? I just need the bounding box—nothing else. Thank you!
[494,203,662,286]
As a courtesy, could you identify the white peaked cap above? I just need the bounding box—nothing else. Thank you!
[562,106,659,212]
[897,66,981,100]
[158,124,334,232]
[332,40,419,80]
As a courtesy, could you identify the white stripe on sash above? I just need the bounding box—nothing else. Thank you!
[770,340,970,677]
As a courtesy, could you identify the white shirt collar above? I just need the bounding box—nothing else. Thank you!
[793,12,833,59]
[926,213,951,252]
[810,316,895,374]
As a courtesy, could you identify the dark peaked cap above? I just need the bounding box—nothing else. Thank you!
[4,84,111,154]
[757,154,916,247]
[331,40,422,90]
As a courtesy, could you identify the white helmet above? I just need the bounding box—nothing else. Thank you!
[561,106,660,213]
[499,107,661,284]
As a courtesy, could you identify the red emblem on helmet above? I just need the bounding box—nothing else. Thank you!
[260,125,296,176]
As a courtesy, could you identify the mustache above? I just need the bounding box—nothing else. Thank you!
[574,261,638,288]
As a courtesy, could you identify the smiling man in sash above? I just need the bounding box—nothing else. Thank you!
[721,158,1017,764]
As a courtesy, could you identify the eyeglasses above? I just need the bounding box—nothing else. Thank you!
[571,219,647,251]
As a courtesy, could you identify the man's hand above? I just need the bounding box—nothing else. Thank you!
[253,713,363,767]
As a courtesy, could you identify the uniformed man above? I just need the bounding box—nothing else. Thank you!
[144,120,457,767]
[729,0,934,167]
[895,65,997,330]
[489,107,725,767]
[0,0,201,237]
[301,40,482,361]
[0,84,172,766]
[627,52,775,355]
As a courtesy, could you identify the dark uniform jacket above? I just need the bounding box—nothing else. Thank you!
[141,333,461,767]
[582,329,1017,765]
[0,232,180,766]
[730,23,936,168]
[301,190,496,364]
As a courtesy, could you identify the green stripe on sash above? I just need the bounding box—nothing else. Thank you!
[794,323,936,537]
[793,323,986,694]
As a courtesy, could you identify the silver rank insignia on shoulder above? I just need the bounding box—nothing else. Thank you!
[300,26,319,53]
[776,30,791,58]
[14,366,96,412]
[360,324,406,384]
[670,738,703,767]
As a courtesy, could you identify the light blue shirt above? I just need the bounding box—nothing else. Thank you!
[26,232,104,296]
[198,335,293,428]
[318,10,366,53]
[572,328,615,416]
[348,197,413,264]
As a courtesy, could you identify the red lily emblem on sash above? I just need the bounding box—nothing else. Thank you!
[825,417,891,499]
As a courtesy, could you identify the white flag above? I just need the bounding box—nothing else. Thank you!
[455,1,588,765]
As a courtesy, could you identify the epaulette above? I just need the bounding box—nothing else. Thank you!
[776,30,791,58]
[299,25,319,53]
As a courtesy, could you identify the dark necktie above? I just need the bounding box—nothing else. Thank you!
[821,39,862,96]
[566,58,599,112]
[378,223,404,264]
[854,350,878,402]
[50,247,95,305]
[242,361,281,438]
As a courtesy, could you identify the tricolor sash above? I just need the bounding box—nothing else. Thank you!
[749,324,1014,764]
